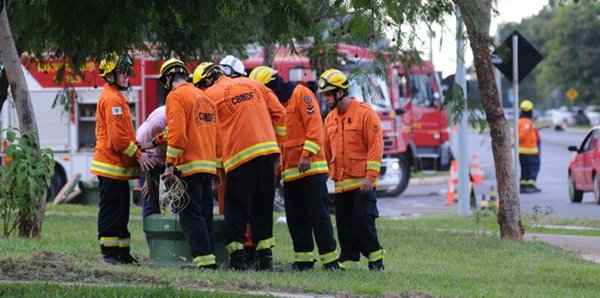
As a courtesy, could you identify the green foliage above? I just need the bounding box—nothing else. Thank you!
[0,129,54,238]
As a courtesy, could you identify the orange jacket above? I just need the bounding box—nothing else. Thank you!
[518,117,539,155]
[165,83,218,177]
[91,84,140,180]
[204,76,286,173]
[324,99,383,193]
[281,85,329,182]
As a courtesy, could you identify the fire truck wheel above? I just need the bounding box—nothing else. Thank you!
[379,156,410,197]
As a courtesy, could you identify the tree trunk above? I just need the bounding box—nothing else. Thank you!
[0,4,46,238]
[263,42,276,66]
[455,0,524,240]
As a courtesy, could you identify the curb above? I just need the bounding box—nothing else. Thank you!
[408,175,449,187]
[525,233,600,264]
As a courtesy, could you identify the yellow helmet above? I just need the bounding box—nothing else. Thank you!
[520,100,534,112]
[249,66,278,85]
[98,53,133,78]
[317,68,348,93]
[191,62,222,85]
[159,58,188,89]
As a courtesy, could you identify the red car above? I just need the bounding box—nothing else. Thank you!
[568,128,600,204]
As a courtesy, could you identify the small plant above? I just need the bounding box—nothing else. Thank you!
[527,204,554,227]
[0,129,54,237]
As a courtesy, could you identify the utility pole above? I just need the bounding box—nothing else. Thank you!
[456,5,471,216]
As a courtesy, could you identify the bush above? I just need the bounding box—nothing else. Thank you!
[0,129,54,237]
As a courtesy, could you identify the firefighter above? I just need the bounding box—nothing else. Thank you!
[91,53,156,265]
[136,105,167,218]
[219,55,247,78]
[518,100,541,193]
[192,62,286,270]
[318,68,385,271]
[249,66,340,271]
[158,58,219,269]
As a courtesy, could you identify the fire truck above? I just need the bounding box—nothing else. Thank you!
[1,57,146,200]
[244,44,411,196]
[386,60,452,172]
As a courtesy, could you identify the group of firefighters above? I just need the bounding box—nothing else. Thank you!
[90,53,385,271]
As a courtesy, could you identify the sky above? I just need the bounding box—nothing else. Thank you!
[426,0,548,77]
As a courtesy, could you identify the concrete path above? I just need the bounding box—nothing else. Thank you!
[526,233,600,263]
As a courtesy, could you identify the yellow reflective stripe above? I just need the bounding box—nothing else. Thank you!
[282,161,329,182]
[303,140,320,155]
[122,142,138,157]
[193,254,216,267]
[226,241,244,254]
[334,178,363,193]
[366,160,381,172]
[166,146,183,158]
[224,141,280,172]
[320,251,338,265]
[334,178,379,193]
[176,160,217,175]
[118,238,130,248]
[518,147,539,154]
[294,252,316,263]
[256,237,275,251]
[368,249,385,262]
[339,260,358,269]
[275,126,287,137]
[99,237,119,247]
[91,160,139,178]
[215,158,223,169]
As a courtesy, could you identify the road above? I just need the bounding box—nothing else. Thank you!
[378,128,600,219]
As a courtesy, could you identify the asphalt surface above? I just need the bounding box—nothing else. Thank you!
[378,128,600,220]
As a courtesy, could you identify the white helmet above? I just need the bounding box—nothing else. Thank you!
[219,55,247,77]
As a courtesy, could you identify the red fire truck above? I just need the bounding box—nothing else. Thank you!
[244,44,411,196]
[386,60,452,172]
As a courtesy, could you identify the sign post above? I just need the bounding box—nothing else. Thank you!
[492,30,543,195]
[512,34,520,194]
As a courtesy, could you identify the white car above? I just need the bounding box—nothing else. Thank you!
[585,106,600,126]
[545,108,575,129]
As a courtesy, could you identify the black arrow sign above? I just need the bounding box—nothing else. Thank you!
[492,30,543,83]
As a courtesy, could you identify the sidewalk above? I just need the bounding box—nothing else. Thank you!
[525,233,600,264]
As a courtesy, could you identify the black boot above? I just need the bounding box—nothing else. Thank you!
[292,261,315,271]
[119,247,139,265]
[256,249,273,271]
[368,259,385,271]
[229,250,248,271]
[323,259,342,271]
[100,246,121,265]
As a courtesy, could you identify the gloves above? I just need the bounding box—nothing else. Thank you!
[297,155,311,173]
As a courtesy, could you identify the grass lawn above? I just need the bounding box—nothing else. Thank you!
[1,204,600,297]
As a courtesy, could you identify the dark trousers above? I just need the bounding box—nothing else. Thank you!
[224,154,276,252]
[334,189,383,263]
[519,154,540,183]
[98,177,131,255]
[142,166,164,217]
[179,173,215,258]
[284,174,337,263]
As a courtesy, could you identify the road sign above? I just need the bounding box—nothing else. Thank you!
[492,31,543,83]
[566,88,578,102]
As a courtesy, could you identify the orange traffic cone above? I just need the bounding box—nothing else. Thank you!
[470,154,484,185]
[447,160,459,205]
